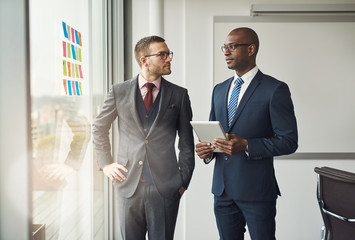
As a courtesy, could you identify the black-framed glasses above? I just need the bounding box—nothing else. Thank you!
[145,51,173,60]
[221,43,251,53]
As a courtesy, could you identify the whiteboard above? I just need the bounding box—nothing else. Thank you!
[213,16,355,155]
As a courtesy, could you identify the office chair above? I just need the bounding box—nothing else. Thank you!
[314,166,355,240]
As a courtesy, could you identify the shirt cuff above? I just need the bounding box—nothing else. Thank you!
[204,156,214,164]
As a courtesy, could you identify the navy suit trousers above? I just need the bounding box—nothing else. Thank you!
[214,191,276,240]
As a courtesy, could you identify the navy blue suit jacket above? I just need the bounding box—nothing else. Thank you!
[208,70,298,201]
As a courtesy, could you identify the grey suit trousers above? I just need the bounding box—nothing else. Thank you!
[117,181,181,240]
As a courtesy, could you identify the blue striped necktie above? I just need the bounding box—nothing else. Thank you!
[228,77,244,128]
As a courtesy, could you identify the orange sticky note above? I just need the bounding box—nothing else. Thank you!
[63,79,68,95]
[67,62,71,77]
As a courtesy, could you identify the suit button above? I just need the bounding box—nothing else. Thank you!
[145,140,148,144]
[224,156,229,160]
[145,114,149,119]
[144,129,147,132]
[138,161,143,165]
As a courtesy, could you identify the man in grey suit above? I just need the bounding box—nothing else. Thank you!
[92,36,195,240]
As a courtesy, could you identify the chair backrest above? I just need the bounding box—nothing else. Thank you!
[314,167,355,240]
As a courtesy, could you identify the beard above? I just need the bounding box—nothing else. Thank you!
[149,63,171,76]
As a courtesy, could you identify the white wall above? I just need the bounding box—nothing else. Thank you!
[130,0,355,239]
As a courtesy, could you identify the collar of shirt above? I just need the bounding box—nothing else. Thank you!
[233,65,259,88]
[228,66,259,107]
[138,74,161,100]
[138,74,162,90]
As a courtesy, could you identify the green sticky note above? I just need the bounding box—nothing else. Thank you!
[67,25,71,40]
[79,81,82,95]
[78,48,82,62]
[67,43,71,58]
[63,60,67,76]
[75,64,79,78]
[72,63,75,77]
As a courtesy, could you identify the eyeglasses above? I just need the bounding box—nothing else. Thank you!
[145,51,173,60]
[221,43,251,53]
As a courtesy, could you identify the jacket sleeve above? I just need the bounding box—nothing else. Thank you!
[92,87,118,170]
[247,82,298,159]
[177,89,195,189]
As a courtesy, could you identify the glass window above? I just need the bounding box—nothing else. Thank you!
[30,0,107,239]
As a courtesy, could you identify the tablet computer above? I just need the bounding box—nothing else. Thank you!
[190,121,226,152]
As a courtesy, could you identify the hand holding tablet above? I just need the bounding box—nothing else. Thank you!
[190,121,226,152]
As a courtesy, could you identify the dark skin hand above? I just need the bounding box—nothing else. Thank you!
[196,133,248,158]
[195,142,215,159]
[214,133,248,155]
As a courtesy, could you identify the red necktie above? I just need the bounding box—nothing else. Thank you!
[144,83,154,111]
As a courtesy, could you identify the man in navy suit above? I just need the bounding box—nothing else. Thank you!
[196,27,298,240]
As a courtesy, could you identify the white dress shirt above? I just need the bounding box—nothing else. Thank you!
[227,66,259,109]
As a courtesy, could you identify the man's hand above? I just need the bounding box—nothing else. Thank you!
[179,186,186,196]
[39,163,74,181]
[213,133,248,155]
[195,142,215,159]
[102,162,128,183]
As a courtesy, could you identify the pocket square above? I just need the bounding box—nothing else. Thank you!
[168,104,176,109]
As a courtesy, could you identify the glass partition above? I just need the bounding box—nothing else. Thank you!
[30,0,107,239]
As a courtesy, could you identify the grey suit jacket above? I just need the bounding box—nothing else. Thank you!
[92,75,195,199]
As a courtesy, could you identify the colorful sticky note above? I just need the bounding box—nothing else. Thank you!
[71,28,75,43]
[67,61,71,77]
[67,43,71,58]
[75,64,79,78]
[63,79,68,95]
[71,45,76,60]
[79,81,82,95]
[75,30,79,45]
[75,81,80,96]
[63,60,67,76]
[78,48,82,62]
[67,25,71,41]
[71,81,76,95]
[75,47,79,62]
[62,22,68,38]
[78,32,82,46]
[71,63,75,78]
[78,64,83,78]
[62,41,66,57]
[67,80,72,95]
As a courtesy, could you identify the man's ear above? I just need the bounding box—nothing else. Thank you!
[140,56,147,66]
[248,44,256,57]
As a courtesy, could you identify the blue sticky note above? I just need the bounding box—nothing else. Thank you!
[75,81,80,96]
[62,21,68,38]
[67,80,72,95]
[75,30,79,45]
[71,44,76,60]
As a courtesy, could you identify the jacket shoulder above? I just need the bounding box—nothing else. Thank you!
[162,78,188,93]
[214,76,233,92]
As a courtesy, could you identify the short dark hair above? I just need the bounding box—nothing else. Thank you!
[134,36,166,66]
[231,27,259,55]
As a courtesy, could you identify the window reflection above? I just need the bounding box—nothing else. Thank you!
[32,97,91,239]
[32,98,90,190]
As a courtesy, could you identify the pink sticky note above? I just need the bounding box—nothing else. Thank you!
[63,41,66,57]
[71,28,75,43]
[71,81,76,95]
[78,64,83,78]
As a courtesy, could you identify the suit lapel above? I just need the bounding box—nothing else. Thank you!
[229,71,263,129]
[147,78,172,136]
[128,76,145,136]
